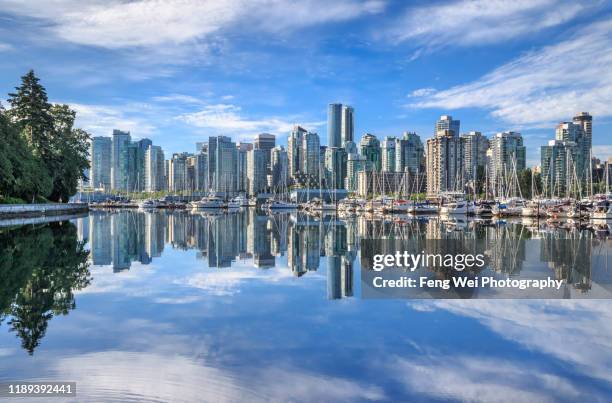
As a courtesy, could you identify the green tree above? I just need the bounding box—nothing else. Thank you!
[7,71,90,202]
[0,105,52,201]
[48,104,90,202]
[7,70,54,156]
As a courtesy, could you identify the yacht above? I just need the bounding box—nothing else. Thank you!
[492,198,524,217]
[474,201,494,216]
[231,194,253,207]
[190,195,225,209]
[407,202,439,215]
[439,193,468,215]
[591,202,612,220]
[138,199,160,209]
[521,201,544,217]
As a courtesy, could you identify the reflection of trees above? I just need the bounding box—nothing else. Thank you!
[0,222,90,354]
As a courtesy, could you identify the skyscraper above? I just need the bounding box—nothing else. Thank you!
[302,131,320,180]
[426,129,462,195]
[247,148,267,195]
[324,147,348,189]
[145,145,165,192]
[111,129,131,191]
[381,136,396,172]
[288,125,306,178]
[168,153,189,192]
[327,103,343,148]
[271,146,289,188]
[395,131,424,175]
[236,142,252,193]
[214,136,238,195]
[359,133,381,171]
[541,114,592,197]
[341,105,354,146]
[254,133,275,171]
[328,103,354,148]
[460,131,489,180]
[128,138,151,192]
[89,136,111,190]
[488,131,526,192]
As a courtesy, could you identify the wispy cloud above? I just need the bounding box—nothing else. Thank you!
[68,102,157,138]
[178,104,323,141]
[407,19,612,128]
[391,355,584,403]
[0,0,385,49]
[385,0,593,50]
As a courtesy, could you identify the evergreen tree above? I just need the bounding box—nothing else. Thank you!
[7,70,54,156]
[6,71,90,202]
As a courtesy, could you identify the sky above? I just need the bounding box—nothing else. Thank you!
[0,0,611,166]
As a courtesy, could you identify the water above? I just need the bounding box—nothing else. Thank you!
[1,209,612,402]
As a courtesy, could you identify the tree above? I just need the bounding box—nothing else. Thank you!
[7,70,54,156]
[6,71,90,202]
[48,104,90,202]
[0,105,52,201]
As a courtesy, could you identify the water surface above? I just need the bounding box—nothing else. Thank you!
[1,210,611,402]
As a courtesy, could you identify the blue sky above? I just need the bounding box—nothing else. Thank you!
[0,0,611,166]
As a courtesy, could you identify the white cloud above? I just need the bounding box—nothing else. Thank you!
[68,102,157,138]
[178,104,323,141]
[0,0,385,49]
[413,300,612,384]
[385,0,592,49]
[408,19,612,128]
[391,355,584,403]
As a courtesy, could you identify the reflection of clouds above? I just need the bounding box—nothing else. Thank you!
[391,355,582,403]
[177,266,324,297]
[410,300,612,384]
[77,263,158,295]
[50,351,384,402]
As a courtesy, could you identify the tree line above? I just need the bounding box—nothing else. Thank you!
[0,70,90,203]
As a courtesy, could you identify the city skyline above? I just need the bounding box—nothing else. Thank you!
[0,1,611,166]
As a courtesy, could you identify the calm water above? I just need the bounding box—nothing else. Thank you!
[1,209,612,402]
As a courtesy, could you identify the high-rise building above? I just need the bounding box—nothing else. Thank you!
[214,136,238,195]
[89,136,112,190]
[145,145,165,192]
[168,153,189,192]
[489,131,526,191]
[381,136,396,172]
[426,129,462,195]
[328,103,354,148]
[460,131,489,180]
[341,105,354,146]
[288,125,307,178]
[271,146,289,188]
[247,149,267,195]
[111,129,131,191]
[254,133,275,171]
[359,133,381,171]
[541,114,592,197]
[236,142,253,193]
[194,152,208,192]
[302,131,321,180]
[324,147,348,189]
[395,131,424,175]
[327,103,343,148]
[128,138,151,192]
[435,115,460,136]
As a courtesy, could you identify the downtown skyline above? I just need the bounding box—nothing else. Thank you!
[0,1,611,167]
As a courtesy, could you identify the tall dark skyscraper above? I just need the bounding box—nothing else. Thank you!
[327,103,354,148]
[328,103,343,148]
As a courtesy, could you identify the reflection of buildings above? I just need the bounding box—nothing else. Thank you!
[79,210,361,298]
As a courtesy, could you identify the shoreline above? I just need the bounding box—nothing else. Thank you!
[0,203,89,220]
